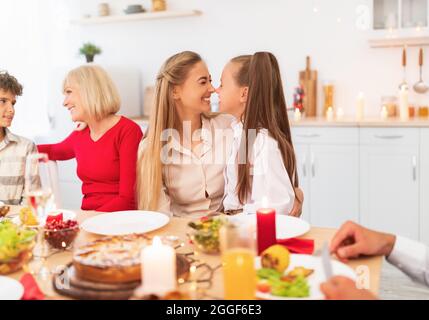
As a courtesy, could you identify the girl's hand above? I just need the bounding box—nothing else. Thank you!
[289,187,304,217]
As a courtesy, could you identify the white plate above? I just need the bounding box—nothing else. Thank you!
[12,209,76,225]
[228,214,310,239]
[81,210,170,236]
[255,254,357,300]
[0,276,24,300]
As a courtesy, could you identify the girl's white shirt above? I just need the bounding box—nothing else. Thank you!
[223,120,295,215]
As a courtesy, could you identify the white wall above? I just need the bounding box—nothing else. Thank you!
[49,0,429,118]
[6,0,429,140]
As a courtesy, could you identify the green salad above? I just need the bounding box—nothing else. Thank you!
[0,220,36,262]
[188,217,225,253]
[257,268,310,298]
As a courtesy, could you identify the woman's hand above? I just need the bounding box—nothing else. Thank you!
[289,187,304,217]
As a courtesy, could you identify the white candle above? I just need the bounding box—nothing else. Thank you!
[326,106,334,121]
[336,107,344,120]
[356,92,365,120]
[381,106,388,120]
[294,108,302,121]
[399,86,409,121]
[140,236,176,296]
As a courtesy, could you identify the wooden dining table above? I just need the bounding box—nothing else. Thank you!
[5,205,384,300]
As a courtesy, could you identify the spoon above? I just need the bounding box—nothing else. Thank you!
[399,46,408,90]
[413,48,429,94]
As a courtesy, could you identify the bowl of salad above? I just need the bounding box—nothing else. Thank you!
[0,220,37,275]
[187,216,226,254]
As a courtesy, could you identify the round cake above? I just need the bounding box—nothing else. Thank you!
[73,234,149,284]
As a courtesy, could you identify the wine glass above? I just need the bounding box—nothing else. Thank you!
[24,153,57,294]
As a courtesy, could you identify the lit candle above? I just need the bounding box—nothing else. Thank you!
[381,106,388,120]
[140,236,177,296]
[326,106,334,121]
[294,108,302,121]
[356,92,365,120]
[336,107,344,120]
[399,86,409,121]
[256,196,277,255]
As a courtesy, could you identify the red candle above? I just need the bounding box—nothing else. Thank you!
[256,207,277,255]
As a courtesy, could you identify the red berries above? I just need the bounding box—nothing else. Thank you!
[44,213,79,249]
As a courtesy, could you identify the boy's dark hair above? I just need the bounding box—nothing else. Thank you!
[0,71,23,96]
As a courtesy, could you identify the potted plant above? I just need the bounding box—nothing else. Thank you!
[79,42,102,63]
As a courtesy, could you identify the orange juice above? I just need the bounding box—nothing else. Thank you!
[222,248,256,300]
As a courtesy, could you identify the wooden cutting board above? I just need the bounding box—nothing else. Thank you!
[53,254,191,300]
[299,56,318,117]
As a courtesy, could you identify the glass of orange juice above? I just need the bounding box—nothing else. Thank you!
[220,221,256,300]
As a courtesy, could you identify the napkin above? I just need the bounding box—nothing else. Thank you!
[20,273,45,300]
[276,238,314,255]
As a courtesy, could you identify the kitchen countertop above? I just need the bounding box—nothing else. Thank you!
[130,116,429,128]
[290,117,429,128]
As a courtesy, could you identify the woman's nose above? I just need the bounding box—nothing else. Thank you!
[208,83,215,93]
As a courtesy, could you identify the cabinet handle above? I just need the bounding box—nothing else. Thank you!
[374,134,404,140]
[297,133,321,138]
[311,152,315,177]
[302,154,307,177]
[412,156,417,181]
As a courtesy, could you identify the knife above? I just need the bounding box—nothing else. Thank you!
[321,241,334,280]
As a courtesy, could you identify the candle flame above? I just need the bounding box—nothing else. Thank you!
[153,236,162,246]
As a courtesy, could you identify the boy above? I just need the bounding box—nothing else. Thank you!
[0,70,37,204]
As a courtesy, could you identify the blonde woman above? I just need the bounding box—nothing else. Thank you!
[38,65,143,212]
[137,51,234,217]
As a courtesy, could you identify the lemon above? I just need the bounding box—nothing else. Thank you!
[261,244,290,274]
[19,207,38,226]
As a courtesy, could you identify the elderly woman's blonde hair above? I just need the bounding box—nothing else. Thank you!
[63,65,120,121]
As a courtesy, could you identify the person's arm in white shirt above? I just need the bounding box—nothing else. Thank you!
[247,131,295,214]
[386,236,429,286]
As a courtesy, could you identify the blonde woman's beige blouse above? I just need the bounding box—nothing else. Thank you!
[140,113,234,217]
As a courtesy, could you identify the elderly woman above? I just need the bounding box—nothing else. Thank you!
[38,65,143,212]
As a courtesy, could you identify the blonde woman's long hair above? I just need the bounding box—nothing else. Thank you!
[137,51,202,211]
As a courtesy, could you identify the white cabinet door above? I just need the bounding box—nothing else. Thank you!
[360,145,419,240]
[294,144,311,223]
[309,145,360,228]
[420,129,429,246]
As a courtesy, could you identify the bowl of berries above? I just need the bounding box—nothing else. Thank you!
[43,213,79,250]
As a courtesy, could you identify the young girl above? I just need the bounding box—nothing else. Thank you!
[137,51,234,217]
[38,65,143,212]
[217,52,303,215]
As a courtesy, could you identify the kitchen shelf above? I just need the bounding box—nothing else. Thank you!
[369,35,429,47]
[70,10,202,25]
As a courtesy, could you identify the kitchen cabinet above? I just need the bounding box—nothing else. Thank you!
[360,128,420,240]
[369,0,429,47]
[292,127,360,228]
[420,129,429,246]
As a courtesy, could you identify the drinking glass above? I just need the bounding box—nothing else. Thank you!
[24,153,57,292]
[220,221,256,300]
